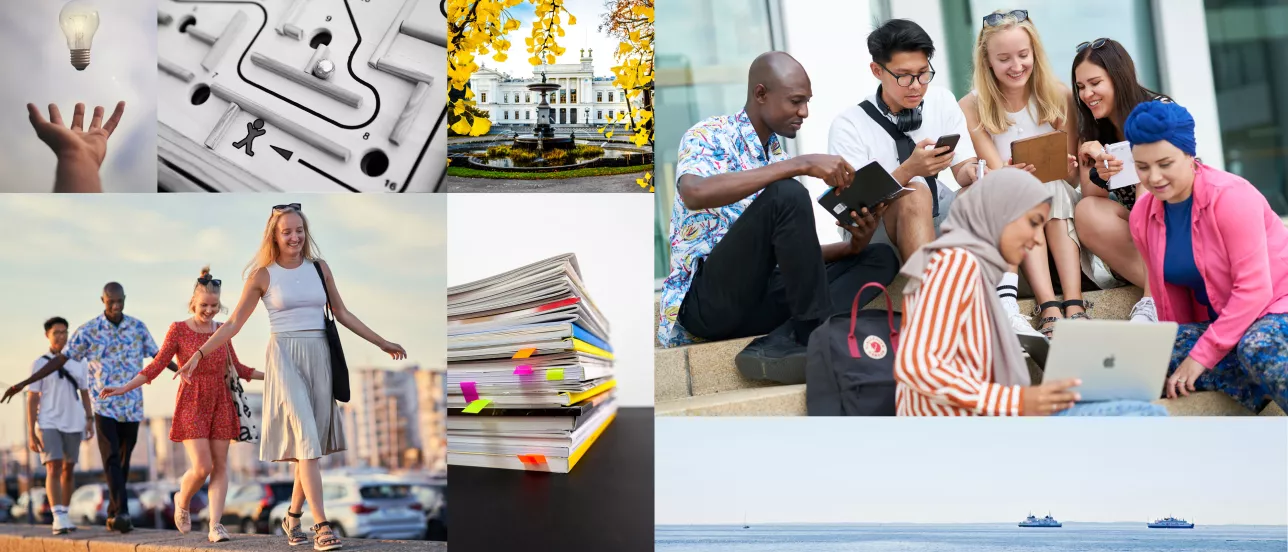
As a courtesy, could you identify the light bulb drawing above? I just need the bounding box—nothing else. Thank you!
[59,0,100,71]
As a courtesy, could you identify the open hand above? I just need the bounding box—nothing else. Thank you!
[174,355,199,384]
[99,387,121,399]
[381,341,408,360]
[1,385,23,404]
[1165,357,1206,399]
[27,102,125,192]
[1023,378,1081,415]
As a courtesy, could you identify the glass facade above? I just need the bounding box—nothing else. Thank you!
[1206,0,1288,214]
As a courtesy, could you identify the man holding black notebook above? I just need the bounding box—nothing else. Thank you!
[657,51,900,367]
[828,19,985,262]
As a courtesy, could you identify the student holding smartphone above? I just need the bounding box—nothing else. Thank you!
[828,19,985,263]
[959,9,1086,338]
[1070,37,1170,323]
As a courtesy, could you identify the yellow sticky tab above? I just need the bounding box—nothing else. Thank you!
[513,348,536,359]
[546,368,564,381]
[462,399,491,414]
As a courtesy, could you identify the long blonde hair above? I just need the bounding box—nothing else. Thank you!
[189,265,227,314]
[243,206,323,279]
[971,10,1065,136]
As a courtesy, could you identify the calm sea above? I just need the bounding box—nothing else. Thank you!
[655,524,1288,551]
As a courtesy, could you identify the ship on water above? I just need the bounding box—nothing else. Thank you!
[1148,516,1194,529]
[1018,513,1062,528]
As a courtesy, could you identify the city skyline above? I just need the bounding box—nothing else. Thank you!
[0,194,446,448]
[656,418,1288,526]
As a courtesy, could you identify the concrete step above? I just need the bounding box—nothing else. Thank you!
[656,384,807,416]
[863,274,1144,325]
[655,336,779,402]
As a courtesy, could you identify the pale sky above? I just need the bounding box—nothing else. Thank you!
[479,0,622,79]
[656,418,1288,526]
[447,193,653,407]
[0,194,446,446]
[0,0,156,192]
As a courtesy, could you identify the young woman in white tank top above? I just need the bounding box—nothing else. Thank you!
[960,9,1086,337]
[177,204,407,551]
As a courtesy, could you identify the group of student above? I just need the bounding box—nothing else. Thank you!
[658,10,1288,416]
[5,205,407,549]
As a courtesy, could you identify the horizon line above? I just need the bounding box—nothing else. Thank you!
[654,521,1286,527]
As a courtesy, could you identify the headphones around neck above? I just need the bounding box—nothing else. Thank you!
[875,84,923,133]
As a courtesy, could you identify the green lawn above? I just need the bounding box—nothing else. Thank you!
[447,165,651,180]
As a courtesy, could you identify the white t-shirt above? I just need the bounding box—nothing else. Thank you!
[29,353,88,433]
[828,86,976,250]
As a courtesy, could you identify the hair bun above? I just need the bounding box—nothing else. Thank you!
[200,265,212,278]
[1124,100,1196,156]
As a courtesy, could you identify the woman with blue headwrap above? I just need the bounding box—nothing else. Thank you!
[1126,100,1288,414]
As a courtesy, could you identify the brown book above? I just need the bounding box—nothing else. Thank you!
[1010,130,1068,183]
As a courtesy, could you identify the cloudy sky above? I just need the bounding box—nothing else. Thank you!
[0,195,445,446]
[480,0,623,78]
[0,0,156,192]
[657,417,1288,525]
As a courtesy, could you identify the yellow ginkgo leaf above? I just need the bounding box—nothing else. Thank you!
[605,131,613,139]
[471,116,492,136]
[546,55,555,64]
[568,15,576,25]
[450,118,472,135]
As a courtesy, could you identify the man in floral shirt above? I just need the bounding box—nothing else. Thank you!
[4,282,175,533]
[658,51,900,355]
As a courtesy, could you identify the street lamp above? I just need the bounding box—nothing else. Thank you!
[584,107,589,128]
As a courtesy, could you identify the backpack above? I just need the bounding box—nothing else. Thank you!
[806,282,901,415]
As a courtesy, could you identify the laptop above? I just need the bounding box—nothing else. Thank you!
[1037,320,1178,402]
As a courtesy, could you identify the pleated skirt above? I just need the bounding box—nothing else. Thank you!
[259,330,346,462]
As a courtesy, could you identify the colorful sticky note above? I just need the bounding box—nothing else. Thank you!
[513,347,536,359]
[460,381,479,403]
[546,368,564,381]
[513,365,533,375]
[462,399,490,414]
[518,454,548,464]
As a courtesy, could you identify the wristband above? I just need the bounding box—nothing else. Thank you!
[1088,167,1109,190]
[196,350,204,362]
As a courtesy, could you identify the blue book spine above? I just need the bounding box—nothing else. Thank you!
[571,323,613,353]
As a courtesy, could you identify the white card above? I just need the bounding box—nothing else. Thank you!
[1105,141,1139,190]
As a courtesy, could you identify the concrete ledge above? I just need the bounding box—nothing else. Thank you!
[656,384,807,416]
[863,274,1145,324]
[0,526,445,552]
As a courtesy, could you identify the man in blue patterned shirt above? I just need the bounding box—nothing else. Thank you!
[5,282,176,533]
[658,52,901,360]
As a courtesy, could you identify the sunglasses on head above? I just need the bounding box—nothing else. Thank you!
[197,275,221,287]
[1076,38,1109,53]
[273,203,302,212]
[983,9,1028,27]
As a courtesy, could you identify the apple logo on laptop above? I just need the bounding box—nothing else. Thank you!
[1103,355,1115,369]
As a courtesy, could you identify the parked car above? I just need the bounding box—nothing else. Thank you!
[135,483,207,530]
[10,488,52,524]
[412,484,446,541]
[198,479,295,534]
[67,483,143,526]
[269,475,425,540]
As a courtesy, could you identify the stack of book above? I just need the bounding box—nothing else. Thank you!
[446,253,617,473]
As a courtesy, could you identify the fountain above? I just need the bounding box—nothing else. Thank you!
[515,72,573,150]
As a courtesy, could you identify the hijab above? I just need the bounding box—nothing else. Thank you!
[899,168,1053,386]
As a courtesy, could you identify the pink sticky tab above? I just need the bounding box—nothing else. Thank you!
[460,381,479,403]
[513,365,533,375]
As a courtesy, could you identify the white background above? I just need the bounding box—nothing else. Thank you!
[447,194,655,407]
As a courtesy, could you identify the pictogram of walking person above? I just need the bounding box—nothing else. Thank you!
[232,119,266,156]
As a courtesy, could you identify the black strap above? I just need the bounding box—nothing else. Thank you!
[859,100,939,218]
[311,261,335,321]
[38,353,80,391]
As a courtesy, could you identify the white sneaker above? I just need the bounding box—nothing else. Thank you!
[1129,297,1158,323]
[51,511,67,535]
[209,523,231,543]
[1008,311,1044,338]
[175,507,191,534]
[61,512,77,533]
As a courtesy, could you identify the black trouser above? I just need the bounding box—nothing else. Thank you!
[678,178,901,341]
[94,415,138,521]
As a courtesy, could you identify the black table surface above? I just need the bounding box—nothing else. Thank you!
[447,407,654,551]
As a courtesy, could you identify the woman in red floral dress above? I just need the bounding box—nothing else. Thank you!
[101,266,263,543]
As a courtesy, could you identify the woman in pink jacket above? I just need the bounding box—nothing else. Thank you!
[1126,100,1288,414]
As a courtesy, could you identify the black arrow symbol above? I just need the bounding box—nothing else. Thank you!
[271,145,293,161]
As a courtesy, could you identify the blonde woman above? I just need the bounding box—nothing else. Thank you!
[178,203,407,551]
[101,266,264,543]
[959,9,1085,337]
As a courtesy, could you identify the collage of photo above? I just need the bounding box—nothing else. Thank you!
[0,1,1284,551]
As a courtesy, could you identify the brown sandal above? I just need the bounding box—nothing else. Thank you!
[1063,299,1093,320]
[312,521,342,551]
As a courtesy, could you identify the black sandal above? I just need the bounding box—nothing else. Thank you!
[312,521,343,551]
[1034,301,1064,337]
[1062,299,1093,320]
[282,511,308,546]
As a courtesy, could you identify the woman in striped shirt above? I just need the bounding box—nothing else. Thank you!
[894,168,1166,416]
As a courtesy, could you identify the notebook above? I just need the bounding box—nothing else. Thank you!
[816,160,914,226]
[1010,130,1068,183]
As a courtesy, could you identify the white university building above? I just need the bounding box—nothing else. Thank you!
[470,48,632,129]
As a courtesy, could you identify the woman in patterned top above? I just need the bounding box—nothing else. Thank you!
[894,168,1166,416]
[1070,38,1169,323]
[101,266,263,543]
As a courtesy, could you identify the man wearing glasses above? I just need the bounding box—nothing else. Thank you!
[3,282,176,533]
[829,19,985,262]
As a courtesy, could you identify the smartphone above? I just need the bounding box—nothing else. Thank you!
[933,134,960,157]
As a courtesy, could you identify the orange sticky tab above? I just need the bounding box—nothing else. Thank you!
[512,348,536,359]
